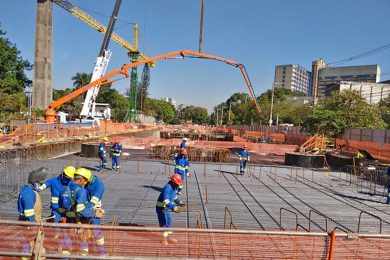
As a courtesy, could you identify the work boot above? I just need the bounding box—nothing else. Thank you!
[167,236,178,244]
[161,238,169,246]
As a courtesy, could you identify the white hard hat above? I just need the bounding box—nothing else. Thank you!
[182,137,188,141]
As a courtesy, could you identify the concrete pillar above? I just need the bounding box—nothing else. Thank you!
[33,0,53,110]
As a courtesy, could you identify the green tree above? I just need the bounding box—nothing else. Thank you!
[0,24,32,122]
[96,87,128,122]
[71,72,92,88]
[0,25,32,95]
[144,98,176,123]
[379,96,390,129]
[180,105,209,124]
[303,90,385,137]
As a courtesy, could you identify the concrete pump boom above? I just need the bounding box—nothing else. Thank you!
[45,50,260,123]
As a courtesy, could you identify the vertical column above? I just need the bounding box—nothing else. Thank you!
[33,0,53,110]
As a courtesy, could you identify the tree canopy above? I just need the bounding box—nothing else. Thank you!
[0,24,31,122]
[303,90,385,137]
[143,98,176,123]
[179,105,208,124]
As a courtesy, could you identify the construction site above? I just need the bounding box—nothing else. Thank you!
[1,0,390,259]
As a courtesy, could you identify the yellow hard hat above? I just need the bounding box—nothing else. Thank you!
[74,167,92,182]
[63,166,76,179]
[102,137,109,141]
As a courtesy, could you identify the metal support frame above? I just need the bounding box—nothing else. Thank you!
[358,210,383,234]
[280,208,298,231]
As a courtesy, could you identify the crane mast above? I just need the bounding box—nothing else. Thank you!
[80,0,122,119]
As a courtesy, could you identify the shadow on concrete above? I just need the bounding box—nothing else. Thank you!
[79,165,101,172]
[214,169,243,176]
[142,185,163,192]
[335,192,386,204]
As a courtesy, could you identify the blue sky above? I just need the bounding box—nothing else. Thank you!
[1,0,390,110]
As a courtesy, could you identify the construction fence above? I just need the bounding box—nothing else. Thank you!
[343,128,390,145]
[0,220,389,259]
[3,121,154,146]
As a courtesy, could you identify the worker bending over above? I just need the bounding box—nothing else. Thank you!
[156,174,183,245]
[17,168,47,260]
[110,142,122,171]
[63,168,105,256]
[39,166,75,222]
[237,146,250,175]
[17,168,47,222]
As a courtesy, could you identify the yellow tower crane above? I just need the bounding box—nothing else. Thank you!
[52,0,149,60]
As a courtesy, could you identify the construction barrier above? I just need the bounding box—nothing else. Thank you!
[0,220,389,259]
[336,138,390,163]
[3,121,154,146]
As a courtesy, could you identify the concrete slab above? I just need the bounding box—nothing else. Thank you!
[1,155,390,234]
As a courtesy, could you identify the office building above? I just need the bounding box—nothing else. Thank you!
[273,64,312,95]
[339,81,390,104]
[310,59,381,99]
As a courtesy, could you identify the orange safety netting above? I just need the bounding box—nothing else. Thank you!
[0,221,390,259]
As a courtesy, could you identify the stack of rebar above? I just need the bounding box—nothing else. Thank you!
[150,145,230,162]
[160,131,234,142]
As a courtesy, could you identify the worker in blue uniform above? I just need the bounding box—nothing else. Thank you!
[236,146,250,174]
[156,174,183,245]
[98,138,108,170]
[38,166,75,223]
[174,149,189,206]
[17,168,47,259]
[86,173,105,253]
[174,148,190,182]
[63,168,105,256]
[180,137,188,149]
[17,168,48,222]
[110,142,122,171]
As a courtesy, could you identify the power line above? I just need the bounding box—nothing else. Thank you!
[328,42,390,65]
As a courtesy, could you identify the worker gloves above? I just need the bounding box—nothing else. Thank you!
[95,207,105,218]
[173,206,185,213]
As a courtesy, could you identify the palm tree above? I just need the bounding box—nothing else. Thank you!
[71,73,92,89]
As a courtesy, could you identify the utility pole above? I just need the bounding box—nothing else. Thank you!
[269,82,275,127]
[24,83,33,124]
[216,107,219,126]
[228,102,232,124]
[220,106,224,125]
[198,0,205,52]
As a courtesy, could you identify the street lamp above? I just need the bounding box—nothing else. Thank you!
[24,83,33,124]
[269,81,281,127]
